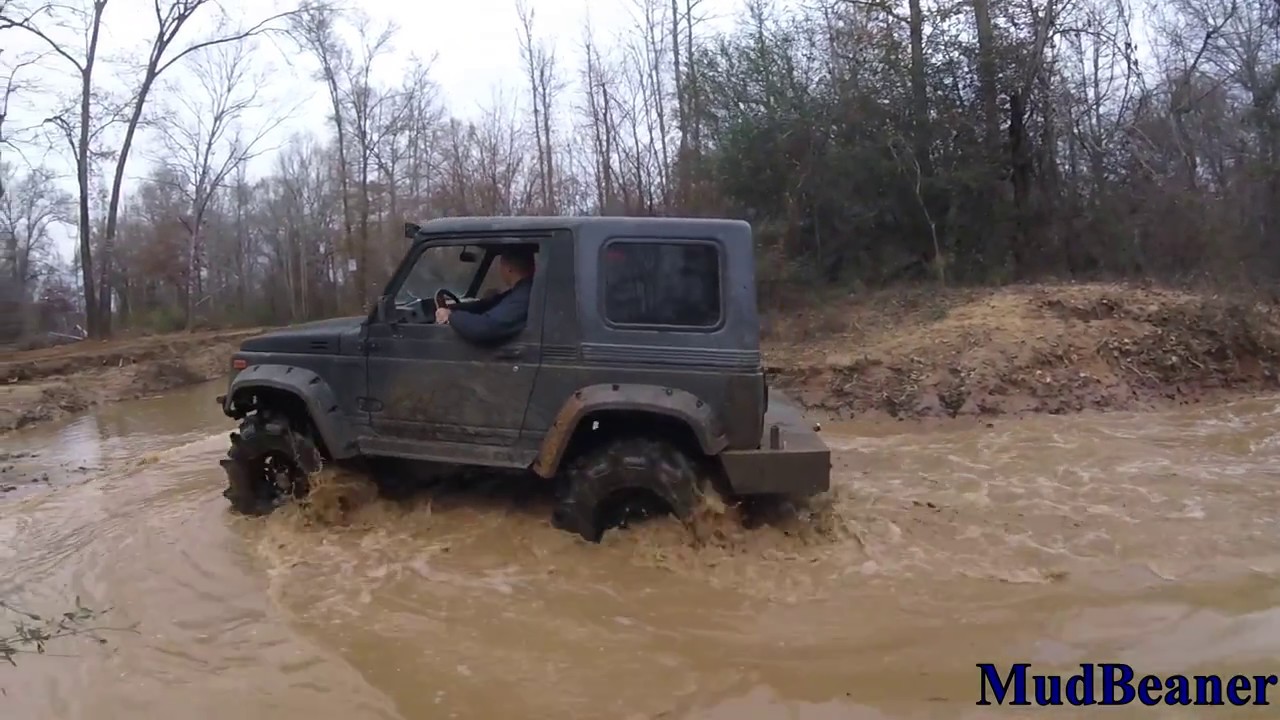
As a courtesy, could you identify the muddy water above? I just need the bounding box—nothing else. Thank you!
[3,382,1280,719]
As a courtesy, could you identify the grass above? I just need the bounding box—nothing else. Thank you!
[0,597,139,670]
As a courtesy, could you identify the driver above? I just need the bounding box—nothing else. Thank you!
[435,247,534,344]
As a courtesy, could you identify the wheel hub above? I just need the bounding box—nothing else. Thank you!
[264,455,299,496]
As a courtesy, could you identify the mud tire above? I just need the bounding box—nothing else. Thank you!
[220,411,323,515]
[551,437,705,542]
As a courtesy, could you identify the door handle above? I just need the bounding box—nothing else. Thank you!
[495,347,523,360]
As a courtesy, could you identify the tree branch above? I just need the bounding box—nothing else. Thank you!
[156,9,302,77]
[0,7,86,73]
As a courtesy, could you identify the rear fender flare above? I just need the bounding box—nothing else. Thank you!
[531,383,728,478]
[224,364,359,459]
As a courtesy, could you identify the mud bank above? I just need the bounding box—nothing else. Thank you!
[766,282,1280,420]
[0,328,266,433]
[3,283,1276,434]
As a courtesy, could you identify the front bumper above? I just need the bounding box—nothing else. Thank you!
[718,390,831,496]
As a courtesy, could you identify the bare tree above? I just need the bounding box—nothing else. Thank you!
[634,0,673,207]
[367,57,444,276]
[153,40,287,330]
[0,161,70,293]
[579,15,619,211]
[289,1,360,310]
[386,57,445,220]
[0,48,49,189]
[516,0,562,212]
[340,11,397,306]
[1,0,110,337]
[1,0,297,337]
[96,0,302,336]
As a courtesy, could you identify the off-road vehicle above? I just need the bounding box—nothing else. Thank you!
[216,216,831,541]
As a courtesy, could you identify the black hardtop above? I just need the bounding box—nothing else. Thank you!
[410,215,752,242]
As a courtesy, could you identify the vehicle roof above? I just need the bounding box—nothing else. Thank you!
[413,215,750,239]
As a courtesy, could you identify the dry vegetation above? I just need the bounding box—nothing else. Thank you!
[765,282,1280,420]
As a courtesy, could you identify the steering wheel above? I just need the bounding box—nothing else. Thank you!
[434,288,461,310]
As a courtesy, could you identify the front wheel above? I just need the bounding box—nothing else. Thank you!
[220,411,323,515]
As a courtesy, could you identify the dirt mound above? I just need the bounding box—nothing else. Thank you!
[765,283,1280,420]
[0,328,265,383]
[0,328,267,434]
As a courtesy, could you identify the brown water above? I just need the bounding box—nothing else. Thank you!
[3,381,1280,719]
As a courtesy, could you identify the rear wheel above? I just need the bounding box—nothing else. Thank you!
[550,436,706,542]
[220,410,323,515]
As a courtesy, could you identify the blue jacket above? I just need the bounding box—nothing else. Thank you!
[448,278,531,344]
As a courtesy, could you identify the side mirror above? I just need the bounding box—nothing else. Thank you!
[370,295,393,323]
[403,222,421,240]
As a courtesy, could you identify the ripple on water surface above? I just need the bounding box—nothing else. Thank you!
[4,387,1280,718]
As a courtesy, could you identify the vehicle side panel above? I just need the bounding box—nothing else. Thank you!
[362,235,553,459]
[223,362,362,458]
[522,219,766,458]
[224,324,368,457]
[516,230,578,447]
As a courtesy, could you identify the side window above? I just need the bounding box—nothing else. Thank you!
[397,245,481,303]
[601,240,722,328]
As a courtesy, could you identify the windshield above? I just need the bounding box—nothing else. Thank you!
[397,246,480,303]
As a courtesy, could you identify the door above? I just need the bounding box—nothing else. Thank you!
[361,238,547,466]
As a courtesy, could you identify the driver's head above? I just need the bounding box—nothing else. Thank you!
[497,247,535,288]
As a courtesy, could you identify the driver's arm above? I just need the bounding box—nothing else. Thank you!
[447,285,529,344]
[453,289,506,315]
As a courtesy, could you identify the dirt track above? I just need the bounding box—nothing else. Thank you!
[3,282,1278,434]
[0,328,267,433]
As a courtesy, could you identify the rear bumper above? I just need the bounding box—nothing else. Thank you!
[719,390,831,496]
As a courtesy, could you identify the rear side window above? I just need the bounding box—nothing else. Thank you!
[601,240,722,328]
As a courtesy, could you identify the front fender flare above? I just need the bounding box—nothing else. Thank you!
[531,383,728,478]
[223,364,359,459]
